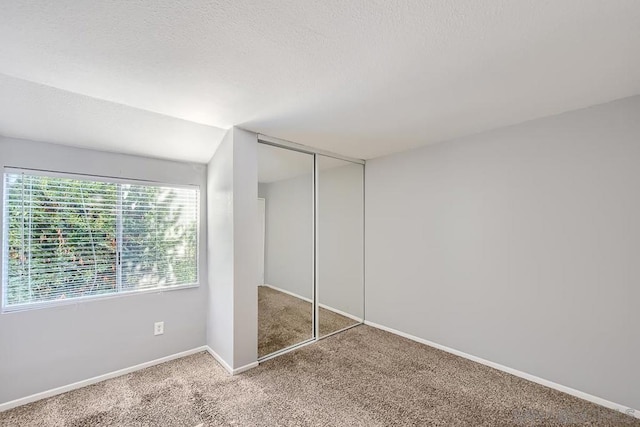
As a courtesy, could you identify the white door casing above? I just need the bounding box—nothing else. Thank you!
[257,198,265,285]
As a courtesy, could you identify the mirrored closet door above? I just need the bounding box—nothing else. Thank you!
[257,137,365,360]
[316,156,364,337]
[257,142,314,358]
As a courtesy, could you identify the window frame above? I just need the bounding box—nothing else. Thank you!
[1,167,201,313]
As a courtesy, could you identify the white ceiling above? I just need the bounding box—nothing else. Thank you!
[0,74,226,163]
[1,1,639,162]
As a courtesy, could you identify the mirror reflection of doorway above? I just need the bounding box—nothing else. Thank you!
[257,198,265,286]
[257,143,314,358]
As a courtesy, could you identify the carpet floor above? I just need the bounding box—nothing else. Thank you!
[1,325,638,426]
[258,285,358,357]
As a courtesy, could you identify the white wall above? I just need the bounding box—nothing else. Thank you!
[318,161,364,318]
[0,137,207,405]
[206,130,234,365]
[231,128,258,368]
[206,127,258,369]
[365,95,640,411]
[260,173,314,300]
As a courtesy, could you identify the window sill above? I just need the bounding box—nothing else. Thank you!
[1,283,200,314]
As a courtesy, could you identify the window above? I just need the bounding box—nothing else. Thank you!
[2,169,199,311]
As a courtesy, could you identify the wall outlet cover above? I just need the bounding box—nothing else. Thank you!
[154,321,164,336]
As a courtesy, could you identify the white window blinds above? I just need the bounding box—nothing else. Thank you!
[120,183,198,290]
[2,171,199,310]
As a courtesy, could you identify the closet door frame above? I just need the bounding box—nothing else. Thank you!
[256,134,365,362]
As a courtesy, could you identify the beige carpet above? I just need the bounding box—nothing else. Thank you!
[258,285,358,357]
[2,325,638,426]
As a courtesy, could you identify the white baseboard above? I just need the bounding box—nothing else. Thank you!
[0,346,208,413]
[205,346,259,375]
[233,361,260,375]
[364,320,639,419]
[1,345,260,413]
[261,284,363,322]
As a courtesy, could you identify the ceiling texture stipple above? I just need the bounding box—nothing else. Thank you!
[0,0,639,163]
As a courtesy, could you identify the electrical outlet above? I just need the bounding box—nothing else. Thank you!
[154,321,164,336]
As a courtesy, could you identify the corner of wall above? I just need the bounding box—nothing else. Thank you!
[205,127,259,371]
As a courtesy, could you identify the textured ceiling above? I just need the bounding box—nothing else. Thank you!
[1,1,640,162]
